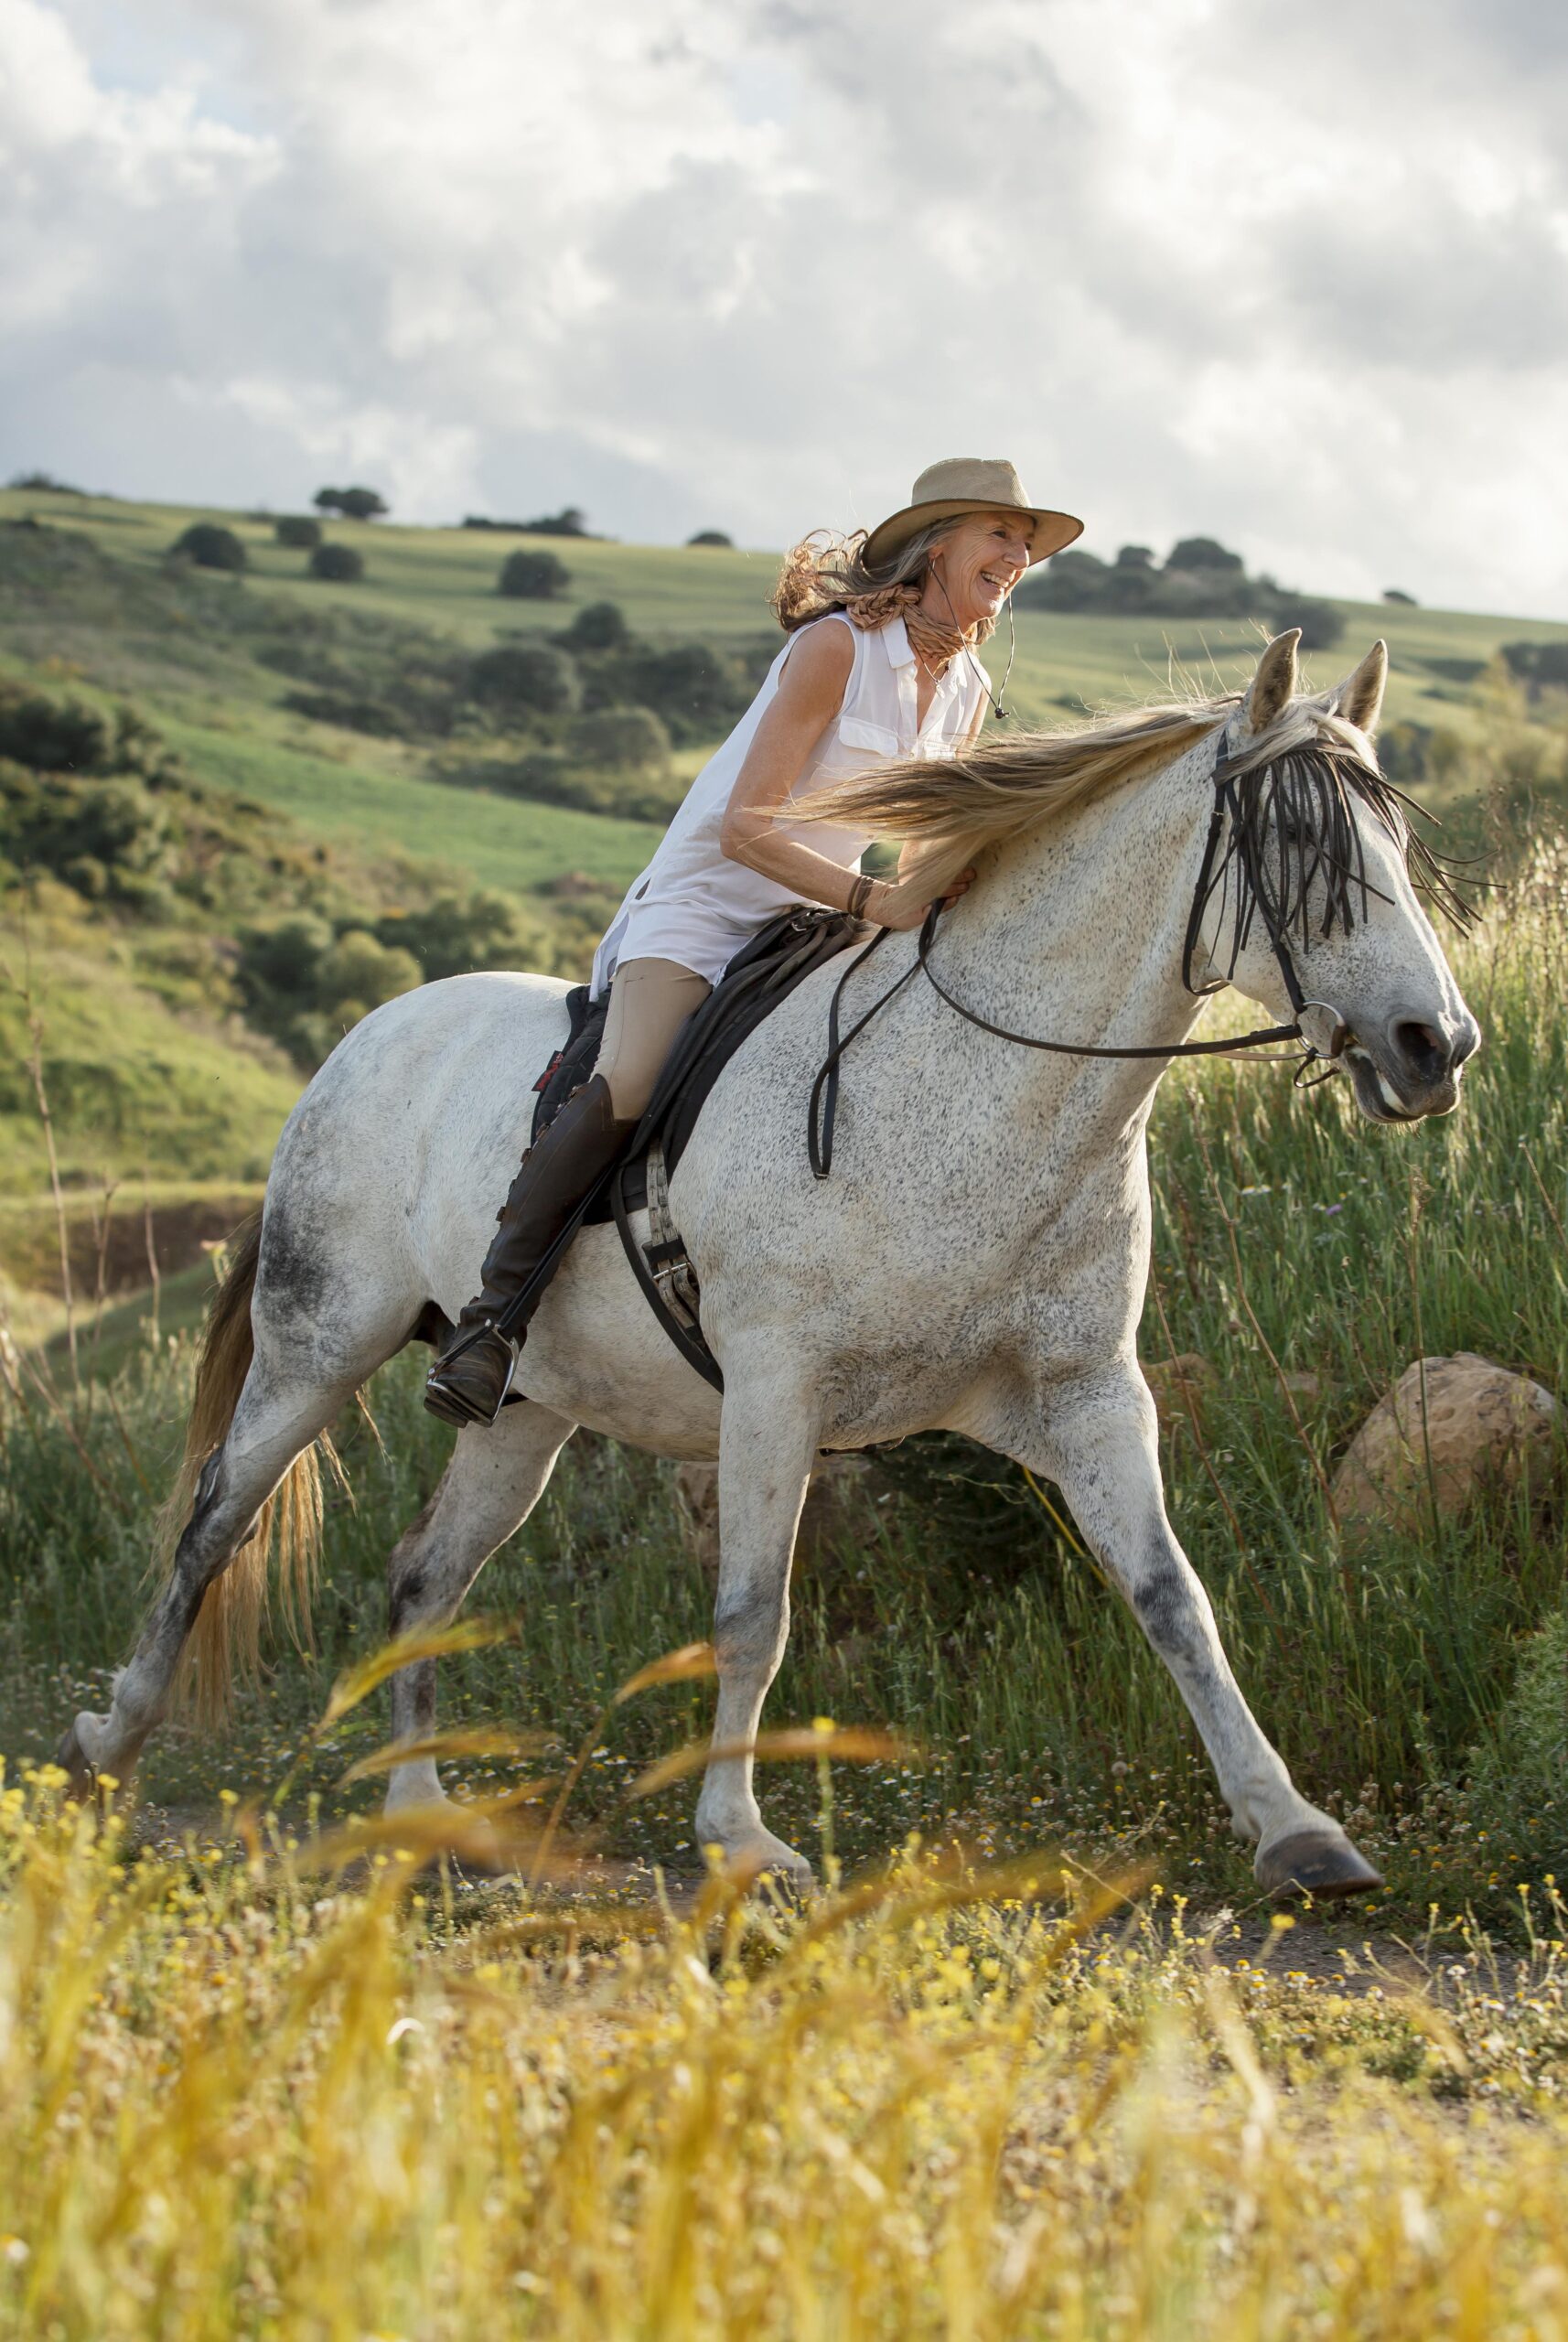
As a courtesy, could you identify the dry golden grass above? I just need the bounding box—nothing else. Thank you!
[2,1757,1566,2341]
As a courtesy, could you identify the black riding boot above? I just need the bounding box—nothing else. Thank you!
[424,1075,633,1429]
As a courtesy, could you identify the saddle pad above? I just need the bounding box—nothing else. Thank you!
[530,985,606,1147]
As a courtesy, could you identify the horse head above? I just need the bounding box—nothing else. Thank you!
[1204,628,1480,1122]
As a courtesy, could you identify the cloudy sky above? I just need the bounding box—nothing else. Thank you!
[4,0,1566,615]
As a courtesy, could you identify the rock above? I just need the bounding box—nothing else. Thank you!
[1143,1352,1218,1431]
[1279,1370,1323,1409]
[1332,1352,1558,1541]
[672,1454,881,1587]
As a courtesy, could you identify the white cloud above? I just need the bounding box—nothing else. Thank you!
[1,0,1565,615]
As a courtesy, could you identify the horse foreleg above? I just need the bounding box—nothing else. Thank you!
[693,1366,822,1887]
[382,1399,575,1812]
[1019,1380,1381,1900]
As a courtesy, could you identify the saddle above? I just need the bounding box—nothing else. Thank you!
[523,906,866,1390]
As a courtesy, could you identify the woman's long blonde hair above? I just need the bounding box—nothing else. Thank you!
[771,520,997,645]
[799,697,1240,899]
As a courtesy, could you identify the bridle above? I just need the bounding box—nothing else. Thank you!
[808,732,1357,1179]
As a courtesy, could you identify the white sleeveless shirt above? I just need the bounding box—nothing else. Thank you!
[590,611,987,997]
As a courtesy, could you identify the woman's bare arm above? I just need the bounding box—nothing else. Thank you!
[721,627,972,931]
[719,625,865,908]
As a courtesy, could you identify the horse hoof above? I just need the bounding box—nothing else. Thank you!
[1255,1829,1382,1901]
[56,1723,97,1802]
[700,1831,815,1899]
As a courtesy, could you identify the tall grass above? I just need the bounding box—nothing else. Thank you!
[1,1773,1566,2340]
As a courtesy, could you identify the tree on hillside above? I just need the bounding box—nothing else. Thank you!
[499,549,571,599]
[170,522,246,574]
[309,543,365,583]
[566,706,671,770]
[314,486,390,521]
[554,599,630,653]
[519,505,590,537]
[688,529,733,547]
[1166,536,1244,574]
[1383,588,1418,606]
[468,642,578,715]
[275,515,322,549]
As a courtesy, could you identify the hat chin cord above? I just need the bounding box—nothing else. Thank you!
[925,564,1016,724]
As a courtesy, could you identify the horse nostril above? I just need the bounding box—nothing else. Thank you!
[1391,1018,1447,1082]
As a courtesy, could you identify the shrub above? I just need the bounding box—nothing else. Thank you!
[687,529,733,547]
[1267,595,1344,652]
[609,639,753,742]
[467,642,577,716]
[1501,641,1568,696]
[555,600,631,654]
[1383,587,1418,607]
[236,916,421,1064]
[315,929,422,1023]
[0,685,113,775]
[1015,549,1111,611]
[8,469,85,494]
[310,543,366,584]
[275,515,322,550]
[237,914,335,1006]
[499,550,571,600]
[474,749,685,825]
[1166,535,1244,574]
[170,523,246,574]
[313,487,389,521]
[519,506,591,537]
[375,890,522,981]
[282,691,400,736]
[0,763,171,898]
[1468,1609,1568,1875]
[566,705,670,770]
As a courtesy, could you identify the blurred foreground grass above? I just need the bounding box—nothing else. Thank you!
[1,1771,1565,2340]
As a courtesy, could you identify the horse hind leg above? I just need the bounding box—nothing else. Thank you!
[59,1192,416,1796]
[59,1353,365,1793]
[382,1398,577,1813]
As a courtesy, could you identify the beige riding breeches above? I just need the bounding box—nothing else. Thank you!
[593,956,712,1121]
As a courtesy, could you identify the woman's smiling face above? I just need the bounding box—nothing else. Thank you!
[924,510,1033,632]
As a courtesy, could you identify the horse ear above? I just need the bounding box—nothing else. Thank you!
[1240,628,1300,736]
[1333,639,1388,737]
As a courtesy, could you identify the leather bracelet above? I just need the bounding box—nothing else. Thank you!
[846,872,875,920]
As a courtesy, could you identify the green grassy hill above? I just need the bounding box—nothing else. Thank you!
[1,481,1563,1341]
[7,481,1563,745]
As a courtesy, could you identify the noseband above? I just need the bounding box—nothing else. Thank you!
[809,735,1356,1179]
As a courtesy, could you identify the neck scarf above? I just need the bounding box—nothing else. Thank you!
[840,580,978,675]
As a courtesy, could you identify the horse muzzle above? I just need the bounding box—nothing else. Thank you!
[1341,1003,1481,1123]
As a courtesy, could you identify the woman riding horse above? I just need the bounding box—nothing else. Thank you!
[424,458,1083,1428]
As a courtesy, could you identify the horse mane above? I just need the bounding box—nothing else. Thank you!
[798,685,1462,917]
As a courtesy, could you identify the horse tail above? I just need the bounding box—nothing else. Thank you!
[156,1213,336,1727]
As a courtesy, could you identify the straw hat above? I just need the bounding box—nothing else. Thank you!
[862,457,1082,571]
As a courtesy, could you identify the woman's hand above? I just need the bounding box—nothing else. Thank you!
[867,868,976,931]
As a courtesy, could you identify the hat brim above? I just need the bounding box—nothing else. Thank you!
[862,499,1084,573]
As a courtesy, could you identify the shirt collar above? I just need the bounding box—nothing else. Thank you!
[884,615,915,669]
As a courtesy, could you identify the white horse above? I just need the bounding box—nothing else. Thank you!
[61,630,1477,1896]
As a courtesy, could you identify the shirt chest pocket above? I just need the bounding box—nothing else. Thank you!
[836,714,902,757]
